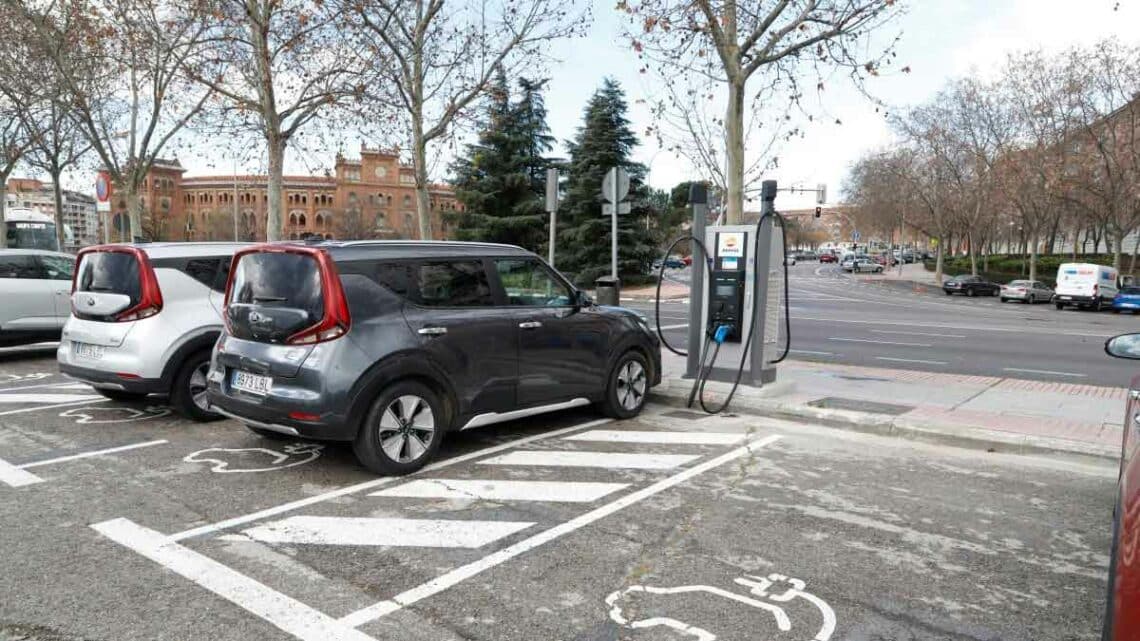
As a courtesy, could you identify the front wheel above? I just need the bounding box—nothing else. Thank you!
[170,350,221,422]
[599,351,650,419]
[1000,297,1008,303]
[966,288,976,297]
[353,381,444,476]
[1055,302,1065,310]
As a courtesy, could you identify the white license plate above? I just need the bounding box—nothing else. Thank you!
[231,370,273,395]
[74,342,104,360]
[1059,296,1072,300]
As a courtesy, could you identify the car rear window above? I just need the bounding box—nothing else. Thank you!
[76,251,141,306]
[230,252,324,321]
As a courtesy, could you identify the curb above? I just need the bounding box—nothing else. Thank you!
[648,384,1119,465]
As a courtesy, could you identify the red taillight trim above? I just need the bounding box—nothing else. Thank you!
[223,244,351,345]
[73,245,164,322]
[116,373,141,380]
[288,411,321,422]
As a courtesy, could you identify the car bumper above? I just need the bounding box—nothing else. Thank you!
[1113,301,1140,310]
[59,362,167,395]
[1002,291,1029,300]
[1056,295,1097,304]
[205,368,357,441]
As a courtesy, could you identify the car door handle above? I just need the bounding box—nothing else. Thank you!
[519,321,542,329]
[417,326,448,336]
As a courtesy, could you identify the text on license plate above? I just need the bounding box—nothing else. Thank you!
[232,370,273,395]
[74,342,104,360]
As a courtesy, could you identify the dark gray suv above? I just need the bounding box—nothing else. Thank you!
[206,241,661,475]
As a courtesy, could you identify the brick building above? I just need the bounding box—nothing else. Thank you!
[106,147,463,242]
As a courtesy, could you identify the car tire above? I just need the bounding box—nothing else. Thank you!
[246,425,292,441]
[95,389,148,402]
[353,380,444,476]
[1028,295,1035,304]
[170,350,221,422]
[1056,302,1065,310]
[1113,308,1121,314]
[966,288,975,297]
[1095,299,1104,312]
[599,350,650,420]
[1000,297,1007,303]
[944,290,952,296]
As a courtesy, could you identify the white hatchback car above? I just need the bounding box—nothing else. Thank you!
[58,243,247,420]
[0,249,76,346]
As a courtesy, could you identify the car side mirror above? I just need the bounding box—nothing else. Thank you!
[576,290,593,308]
[1106,333,1140,360]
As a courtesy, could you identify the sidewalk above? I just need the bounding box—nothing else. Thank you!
[649,352,1123,462]
[855,261,944,293]
[592,280,690,302]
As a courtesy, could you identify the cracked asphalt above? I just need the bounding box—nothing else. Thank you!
[0,346,1116,641]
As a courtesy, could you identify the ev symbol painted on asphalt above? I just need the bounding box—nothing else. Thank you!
[60,405,172,424]
[606,573,836,641]
[183,443,323,473]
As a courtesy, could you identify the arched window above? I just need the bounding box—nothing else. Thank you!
[299,213,307,227]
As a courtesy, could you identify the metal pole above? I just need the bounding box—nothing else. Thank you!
[685,184,708,379]
[752,179,778,385]
[611,169,618,279]
[233,162,240,241]
[545,168,558,267]
[549,208,556,267]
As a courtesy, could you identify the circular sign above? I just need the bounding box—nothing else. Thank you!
[95,174,111,202]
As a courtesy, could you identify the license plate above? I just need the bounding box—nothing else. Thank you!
[74,342,104,360]
[1059,296,1072,300]
[231,370,273,395]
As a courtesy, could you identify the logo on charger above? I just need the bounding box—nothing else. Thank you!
[718,232,745,259]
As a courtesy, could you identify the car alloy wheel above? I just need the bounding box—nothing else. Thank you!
[376,395,435,463]
[189,362,210,412]
[616,360,647,412]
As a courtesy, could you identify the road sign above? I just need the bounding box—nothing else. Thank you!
[545,169,559,212]
[816,183,827,205]
[602,202,632,216]
[602,167,630,203]
[851,230,861,241]
[95,173,111,203]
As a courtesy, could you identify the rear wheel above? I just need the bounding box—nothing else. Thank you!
[944,290,952,296]
[1028,294,1036,304]
[1000,297,1008,303]
[170,350,220,422]
[95,389,148,402]
[353,381,443,476]
[966,288,976,297]
[599,350,650,419]
[1095,298,1104,311]
[1055,302,1065,310]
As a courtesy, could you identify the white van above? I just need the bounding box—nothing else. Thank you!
[1054,263,1118,310]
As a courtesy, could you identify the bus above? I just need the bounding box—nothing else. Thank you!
[4,208,70,251]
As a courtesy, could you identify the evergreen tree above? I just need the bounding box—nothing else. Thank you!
[449,74,553,252]
[558,78,656,285]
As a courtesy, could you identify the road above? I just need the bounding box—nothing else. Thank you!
[635,261,1140,387]
[0,346,1115,640]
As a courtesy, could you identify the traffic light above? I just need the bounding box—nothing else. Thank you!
[814,206,821,218]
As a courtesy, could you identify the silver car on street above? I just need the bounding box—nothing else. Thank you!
[1000,279,1054,304]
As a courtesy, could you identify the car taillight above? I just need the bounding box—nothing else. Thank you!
[72,245,164,322]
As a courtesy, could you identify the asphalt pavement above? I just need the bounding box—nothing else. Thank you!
[634,261,1140,387]
[0,345,1115,640]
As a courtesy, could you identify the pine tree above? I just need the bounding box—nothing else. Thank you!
[558,78,656,285]
[449,74,553,252]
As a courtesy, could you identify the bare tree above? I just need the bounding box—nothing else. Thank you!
[341,0,588,240]
[0,99,31,249]
[622,0,904,225]
[189,0,364,242]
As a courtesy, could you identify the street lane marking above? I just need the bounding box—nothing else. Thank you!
[480,450,699,470]
[92,519,374,641]
[657,323,689,330]
[789,349,834,356]
[221,516,534,548]
[827,337,932,347]
[564,430,745,446]
[0,398,109,417]
[1003,367,1087,378]
[794,315,1116,337]
[17,440,168,469]
[870,330,966,339]
[0,393,103,404]
[371,479,629,503]
[875,357,949,366]
[0,458,44,487]
[168,418,612,542]
[339,434,784,628]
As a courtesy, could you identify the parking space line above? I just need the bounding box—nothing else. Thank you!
[0,393,103,404]
[0,398,108,417]
[17,440,168,469]
[167,418,612,542]
[479,450,699,470]
[563,430,745,445]
[222,516,535,548]
[339,434,783,628]
[0,458,44,487]
[371,479,629,503]
[91,518,375,641]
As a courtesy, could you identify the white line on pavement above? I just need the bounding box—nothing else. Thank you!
[657,323,689,331]
[1003,367,1087,378]
[167,418,612,542]
[794,315,1116,338]
[0,381,83,392]
[564,430,745,446]
[480,450,699,470]
[875,357,949,366]
[828,337,933,347]
[789,349,835,356]
[0,393,103,404]
[0,398,109,417]
[372,479,629,503]
[871,330,967,339]
[223,516,535,548]
[91,519,375,641]
[0,458,44,487]
[339,434,784,628]
[17,440,168,469]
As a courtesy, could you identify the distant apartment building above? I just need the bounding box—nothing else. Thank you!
[104,147,464,242]
[4,178,99,249]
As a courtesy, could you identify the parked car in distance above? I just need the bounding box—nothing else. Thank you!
[873,254,898,267]
[943,275,1000,297]
[799,251,818,261]
[1055,262,1118,311]
[58,243,248,420]
[1000,280,1054,304]
[207,241,663,476]
[682,255,692,266]
[819,253,837,263]
[844,258,883,274]
[1101,333,1140,641]
[786,254,797,266]
[0,249,76,346]
[1114,286,1140,314]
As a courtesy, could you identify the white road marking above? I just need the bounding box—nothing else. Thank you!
[18,440,168,469]
[0,398,108,417]
[0,393,103,404]
[871,330,967,339]
[788,349,834,356]
[0,381,80,392]
[564,430,745,446]
[222,516,534,548]
[339,434,784,628]
[0,458,43,487]
[1003,367,1087,378]
[794,315,1116,338]
[372,479,628,503]
[875,357,949,366]
[480,450,699,470]
[168,418,612,542]
[91,519,375,641]
[827,337,932,348]
[657,323,689,331]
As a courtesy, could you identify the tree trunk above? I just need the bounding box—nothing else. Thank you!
[412,126,433,240]
[50,167,66,251]
[126,188,142,243]
[0,174,8,249]
[1029,232,1038,283]
[1113,227,1124,271]
[266,134,285,242]
[967,232,978,276]
[934,237,944,284]
[724,80,745,225]
[1130,232,1139,275]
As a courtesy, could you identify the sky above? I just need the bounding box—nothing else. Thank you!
[47,0,1140,210]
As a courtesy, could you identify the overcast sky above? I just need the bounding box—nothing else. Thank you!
[48,0,1140,209]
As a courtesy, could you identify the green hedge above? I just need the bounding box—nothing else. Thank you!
[924,254,1125,286]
